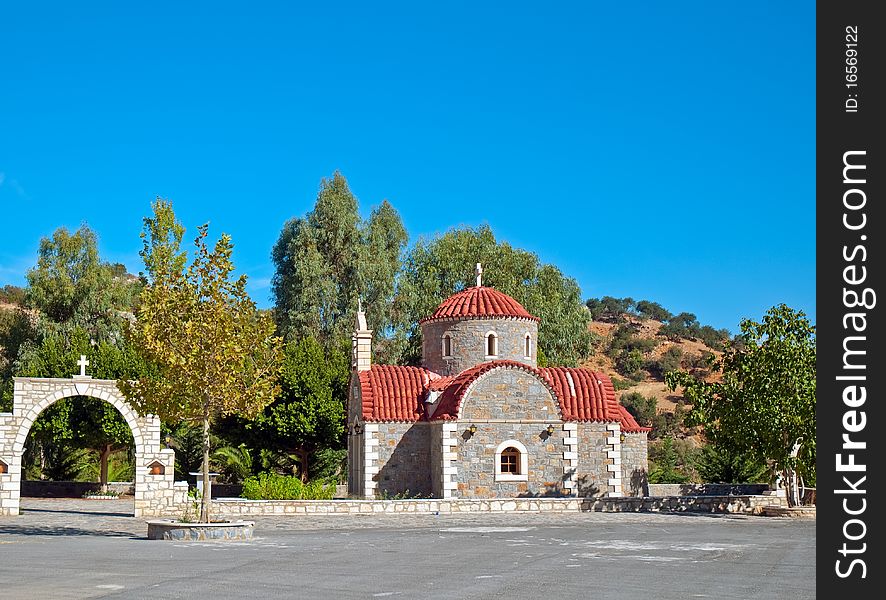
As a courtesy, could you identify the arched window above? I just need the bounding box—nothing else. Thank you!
[494,440,528,481]
[442,334,452,357]
[524,334,531,358]
[500,447,520,474]
[485,331,498,357]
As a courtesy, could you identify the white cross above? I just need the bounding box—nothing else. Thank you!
[77,355,89,377]
[475,262,483,287]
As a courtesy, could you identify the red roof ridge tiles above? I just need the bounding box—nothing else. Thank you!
[420,286,539,323]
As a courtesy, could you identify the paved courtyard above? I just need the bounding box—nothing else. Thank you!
[0,498,815,599]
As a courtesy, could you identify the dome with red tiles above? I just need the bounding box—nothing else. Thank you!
[420,286,539,323]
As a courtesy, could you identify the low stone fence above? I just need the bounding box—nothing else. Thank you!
[209,494,782,518]
[647,483,770,497]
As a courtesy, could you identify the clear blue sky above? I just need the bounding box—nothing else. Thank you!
[0,1,815,333]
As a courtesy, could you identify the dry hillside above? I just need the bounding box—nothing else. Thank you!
[580,317,723,414]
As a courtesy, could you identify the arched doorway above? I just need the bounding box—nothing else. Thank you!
[0,374,185,517]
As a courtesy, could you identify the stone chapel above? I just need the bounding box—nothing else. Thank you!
[347,265,649,500]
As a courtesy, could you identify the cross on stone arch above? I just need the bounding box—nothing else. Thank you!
[76,355,90,377]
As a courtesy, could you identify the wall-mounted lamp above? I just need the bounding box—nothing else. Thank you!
[468,424,478,435]
[546,424,555,436]
[619,433,626,443]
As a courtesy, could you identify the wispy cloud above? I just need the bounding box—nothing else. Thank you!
[10,178,26,197]
[0,171,26,197]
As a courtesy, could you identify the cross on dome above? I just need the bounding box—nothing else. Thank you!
[76,355,89,377]
[475,262,483,287]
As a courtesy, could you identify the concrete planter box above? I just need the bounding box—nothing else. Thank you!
[146,520,255,541]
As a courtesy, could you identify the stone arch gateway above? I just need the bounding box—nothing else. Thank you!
[0,375,187,517]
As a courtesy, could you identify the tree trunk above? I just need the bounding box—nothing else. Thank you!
[200,410,211,523]
[99,444,112,493]
[295,447,310,483]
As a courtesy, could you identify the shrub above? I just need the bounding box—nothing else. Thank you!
[615,349,645,380]
[241,473,335,500]
[645,346,683,379]
[694,443,768,484]
[610,376,634,391]
[620,392,657,428]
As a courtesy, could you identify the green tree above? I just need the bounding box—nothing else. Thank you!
[25,224,140,340]
[694,442,768,484]
[271,172,407,352]
[254,336,348,482]
[648,437,691,484]
[666,304,815,505]
[0,307,36,409]
[585,296,635,322]
[393,225,592,366]
[635,300,672,322]
[120,199,283,522]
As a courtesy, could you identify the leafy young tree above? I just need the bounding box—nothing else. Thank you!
[254,336,348,482]
[271,172,407,352]
[120,199,283,522]
[666,304,815,505]
[393,225,592,366]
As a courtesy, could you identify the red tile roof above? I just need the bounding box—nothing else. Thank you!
[540,367,650,432]
[357,362,650,432]
[358,365,435,422]
[420,286,539,323]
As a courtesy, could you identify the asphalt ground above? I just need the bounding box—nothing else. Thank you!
[0,498,815,600]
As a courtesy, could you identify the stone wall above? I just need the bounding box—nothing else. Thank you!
[430,423,443,497]
[346,375,364,497]
[575,422,611,497]
[648,483,770,497]
[454,422,566,498]
[375,422,432,497]
[210,494,783,517]
[421,318,538,376]
[621,432,649,497]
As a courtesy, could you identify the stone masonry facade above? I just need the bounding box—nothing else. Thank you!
[422,318,538,376]
[621,433,649,497]
[375,423,432,498]
[0,376,186,517]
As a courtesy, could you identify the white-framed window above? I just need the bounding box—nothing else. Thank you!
[485,331,498,358]
[442,334,452,358]
[494,439,528,482]
[524,333,531,358]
